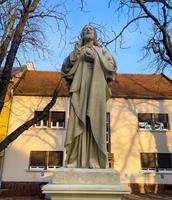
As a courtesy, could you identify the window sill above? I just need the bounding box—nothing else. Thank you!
[31,127,66,130]
[142,170,172,174]
[138,129,169,132]
[26,168,63,172]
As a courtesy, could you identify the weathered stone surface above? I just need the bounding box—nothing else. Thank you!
[42,168,130,200]
[52,168,120,185]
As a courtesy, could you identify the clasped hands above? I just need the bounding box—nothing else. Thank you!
[75,47,95,63]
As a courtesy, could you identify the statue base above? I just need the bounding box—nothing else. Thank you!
[42,168,130,200]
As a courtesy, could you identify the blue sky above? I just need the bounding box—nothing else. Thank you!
[18,0,172,76]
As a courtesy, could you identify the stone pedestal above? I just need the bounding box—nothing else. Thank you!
[42,168,130,200]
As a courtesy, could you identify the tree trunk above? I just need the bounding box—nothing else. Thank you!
[0,11,29,113]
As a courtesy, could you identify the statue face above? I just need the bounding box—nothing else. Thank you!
[82,25,96,42]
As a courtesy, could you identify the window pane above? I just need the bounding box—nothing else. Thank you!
[43,120,48,127]
[48,151,63,167]
[34,111,48,127]
[30,151,46,167]
[154,114,169,130]
[51,112,65,128]
[35,111,48,120]
[59,121,65,127]
[51,112,65,122]
[141,153,156,169]
[158,154,172,169]
[138,113,152,130]
[138,113,152,122]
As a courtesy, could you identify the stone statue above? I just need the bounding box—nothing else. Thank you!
[61,25,117,168]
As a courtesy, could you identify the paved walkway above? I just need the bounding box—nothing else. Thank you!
[0,194,172,200]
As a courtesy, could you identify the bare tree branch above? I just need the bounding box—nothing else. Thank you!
[106,0,172,71]
[0,1,68,151]
[80,0,86,11]
[29,0,40,12]
[143,0,172,9]
[162,4,167,27]
[104,15,149,46]
[0,0,68,113]
[0,8,30,112]
[0,14,16,66]
[20,0,27,11]
[136,0,162,29]
[135,0,172,61]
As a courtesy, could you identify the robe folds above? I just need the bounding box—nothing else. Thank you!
[61,45,116,168]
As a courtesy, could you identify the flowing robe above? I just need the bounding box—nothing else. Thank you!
[61,45,116,168]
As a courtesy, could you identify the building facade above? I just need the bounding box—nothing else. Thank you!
[1,70,172,196]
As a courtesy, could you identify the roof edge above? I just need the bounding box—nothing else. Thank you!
[13,93,172,100]
[111,95,172,100]
[13,93,69,97]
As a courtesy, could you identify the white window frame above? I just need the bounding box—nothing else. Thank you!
[47,166,60,170]
[34,120,48,128]
[34,111,65,129]
[29,166,45,171]
[50,121,65,129]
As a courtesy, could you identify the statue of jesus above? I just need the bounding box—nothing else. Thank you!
[61,25,117,168]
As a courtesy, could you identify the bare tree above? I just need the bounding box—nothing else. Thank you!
[0,0,67,112]
[106,0,172,72]
[0,0,67,151]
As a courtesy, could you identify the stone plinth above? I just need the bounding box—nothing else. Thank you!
[42,168,130,200]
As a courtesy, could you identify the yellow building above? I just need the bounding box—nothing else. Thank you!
[0,88,11,139]
[0,86,11,188]
[1,71,172,196]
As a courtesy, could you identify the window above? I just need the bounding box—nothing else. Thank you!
[50,112,65,128]
[138,113,169,131]
[141,153,172,171]
[29,151,46,170]
[157,154,172,170]
[29,151,63,170]
[106,112,111,152]
[141,153,156,170]
[48,151,63,169]
[34,111,65,129]
[35,111,48,128]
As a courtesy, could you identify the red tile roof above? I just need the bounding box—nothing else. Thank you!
[111,73,172,99]
[14,70,172,99]
[14,70,68,96]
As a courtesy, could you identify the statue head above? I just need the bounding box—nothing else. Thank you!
[80,25,99,46]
